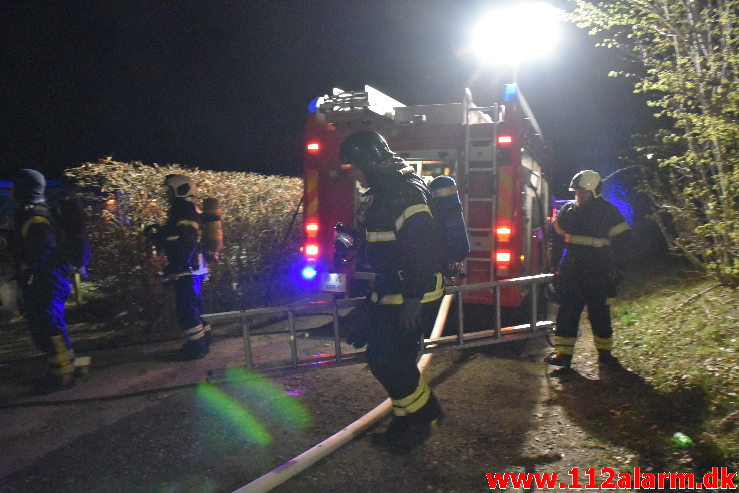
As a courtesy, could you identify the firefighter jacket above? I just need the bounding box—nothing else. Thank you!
[363,172,444,305]
[553,197,631,276]
[163,198,207,276]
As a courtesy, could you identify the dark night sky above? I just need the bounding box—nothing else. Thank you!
[1,0,652,195]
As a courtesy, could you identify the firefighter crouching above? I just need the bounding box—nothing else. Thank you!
[545,170,632,368]
[160,174,211,360]
[340,130,445,452]
[12,169,76,393]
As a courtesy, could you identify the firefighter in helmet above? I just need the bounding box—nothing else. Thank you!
[545,170,631,368]
[340,130,445,452]
[162,174,211,360]
[12,169,76,392]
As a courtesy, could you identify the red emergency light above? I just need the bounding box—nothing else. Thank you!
[304,244,319,257]
[306,142,321,153]
[305,222,319,234]
[497,135,513,145]
[496,226,512,243]
[496,251,511,263]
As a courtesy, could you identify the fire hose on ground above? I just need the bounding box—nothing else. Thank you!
[233,293,455,493]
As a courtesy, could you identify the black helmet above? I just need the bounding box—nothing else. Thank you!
[339,131,394,171]
[13,169,46,204]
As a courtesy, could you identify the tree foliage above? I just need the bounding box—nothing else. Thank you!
[66,158,304,337]
[569,0,738,285]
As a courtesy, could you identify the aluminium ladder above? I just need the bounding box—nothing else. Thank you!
[201,274,554,374]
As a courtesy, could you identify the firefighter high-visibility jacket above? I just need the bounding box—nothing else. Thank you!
[363,173,444,304]
[553,197,631,287]
[163,198,207,277]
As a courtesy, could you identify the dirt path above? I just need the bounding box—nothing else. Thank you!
[0,312,691,493]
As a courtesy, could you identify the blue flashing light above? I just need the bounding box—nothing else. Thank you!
[301,266,318,280]
[603,181,635,226]
[307,97,320,114]
[503,83,519,102]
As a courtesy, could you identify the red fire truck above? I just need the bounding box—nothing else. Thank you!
[301,84,552,311]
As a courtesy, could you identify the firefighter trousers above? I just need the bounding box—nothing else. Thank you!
[174,274,206,333]
[365,299,441,404]
[554,275,613,354]
[20,266,73,355]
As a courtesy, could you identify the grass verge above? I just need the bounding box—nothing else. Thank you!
[612,261,738,468]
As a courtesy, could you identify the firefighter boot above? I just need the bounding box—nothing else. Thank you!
[176,338,209,361]
[34,336,76,394]
[544,352,572,368]
[177,325,209,361]
[202,323,213,350]
[597,349,619,367]
[370,394,443,453]
[370,415,410,447]
[411,393,444,428]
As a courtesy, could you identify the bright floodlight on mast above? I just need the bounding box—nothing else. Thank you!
[470,1,562,78]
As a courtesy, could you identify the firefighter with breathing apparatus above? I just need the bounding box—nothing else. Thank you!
[12,169,78,392]
[340,130,445,452]
[545,170,631,368]
[159,174,212,360]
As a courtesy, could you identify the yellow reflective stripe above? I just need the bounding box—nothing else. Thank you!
[392,376,431,416]
[553,220,566,236]
[394,376,427,408]
[185,324,205,340]
[374,293,402,304]
[177,219,200,230]
[366,230,396,242]
[564,234,610,247]
[422,272,444,303]
[49,348,75,364]
[21,216,50,238]
[554,336,577,355]
[608,221,630,238]
[593,336,613,351]
[49,363,75,376]
[48,341,75,375]
[395,204,431,232]
[372,273,444,305]
[405,388,431,414]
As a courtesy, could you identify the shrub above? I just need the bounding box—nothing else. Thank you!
[66,158,304,338]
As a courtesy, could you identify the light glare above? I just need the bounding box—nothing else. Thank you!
[471,2,562,65]
[496,251,512,263]
[305,244,319,256]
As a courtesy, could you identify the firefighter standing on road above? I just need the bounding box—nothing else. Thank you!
[12,169,76,393]
[545,170,631,368]
[161,174,211,360]
[340,130,445,452]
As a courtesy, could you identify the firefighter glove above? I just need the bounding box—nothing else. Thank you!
[608,267,624,287]
[346,299,372,349]
[399,297,423,332]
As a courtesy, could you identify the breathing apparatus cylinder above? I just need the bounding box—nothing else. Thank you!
[428,175,470,265]
[201,197,224,261]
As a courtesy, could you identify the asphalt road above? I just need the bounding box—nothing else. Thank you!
[1,307,672,493]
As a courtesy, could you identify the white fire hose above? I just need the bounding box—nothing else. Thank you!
[234,293,455,493]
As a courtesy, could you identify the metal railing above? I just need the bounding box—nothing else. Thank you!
[201,273,554,373]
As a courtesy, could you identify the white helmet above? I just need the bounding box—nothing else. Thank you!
[569,170,602,197]
[164,174,196,198]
